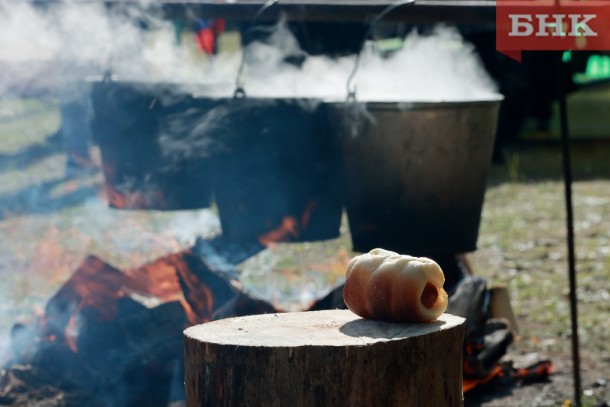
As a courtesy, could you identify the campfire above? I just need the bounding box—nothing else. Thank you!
[1,31,549,407]
[0,88,556,406]
[1,79,354,404]
[1,235,553,406]
[0,88,557,406]
[2,231,350,406]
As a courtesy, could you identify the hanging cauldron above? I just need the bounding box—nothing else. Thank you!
[324,0,503,255]
[91,78,224,211]
[203,0,344,244]
[208,96,344,244]
[328,98,502,255]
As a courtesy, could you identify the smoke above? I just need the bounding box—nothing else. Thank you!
[0,1,498,101]
[0,0,225,95]
[235,22,499,101]
[351,25,499,101]
[152,20,500,162]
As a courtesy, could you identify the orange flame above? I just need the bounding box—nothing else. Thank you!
[124,251,218,325]
[300,200,317,229]
[53,256,125,321]
[103,181,165,210]
[43,256,124,353]
[255,199,324,246]
[463,364,506,392]
[44,253,220,354]
[100,161,173,210]
[258,216,300,246]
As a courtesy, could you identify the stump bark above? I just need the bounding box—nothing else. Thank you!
[184,309,465,407]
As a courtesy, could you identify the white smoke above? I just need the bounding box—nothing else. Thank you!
[0,2,498,100]
[346,25,499,101]
[0,1,227,94]
[237,23,499,101]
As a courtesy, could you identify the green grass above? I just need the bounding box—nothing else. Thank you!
[0,97,60,154]
[473,170,610,363]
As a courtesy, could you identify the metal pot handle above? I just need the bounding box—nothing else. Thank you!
[102,70,112,83]
[346,0,416,102]
[234,0,280,98]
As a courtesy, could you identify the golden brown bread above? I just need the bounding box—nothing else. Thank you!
[343,248,448,323]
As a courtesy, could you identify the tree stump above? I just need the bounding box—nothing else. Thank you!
[184,310,465,407]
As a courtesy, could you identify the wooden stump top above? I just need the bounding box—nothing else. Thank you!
[184,309,465,347]
[185,310,466,406]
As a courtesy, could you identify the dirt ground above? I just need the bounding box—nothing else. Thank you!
[1,97,609,406]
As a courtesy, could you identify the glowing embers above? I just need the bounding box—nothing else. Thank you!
[213,98,344,245]
[91,79,219,211]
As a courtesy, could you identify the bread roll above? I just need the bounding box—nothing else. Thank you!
[343,248,448,323]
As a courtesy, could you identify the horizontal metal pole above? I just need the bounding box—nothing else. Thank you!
[32,0,497,23]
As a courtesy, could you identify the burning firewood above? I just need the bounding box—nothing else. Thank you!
[5,248,282,406]
[7,256,186,406]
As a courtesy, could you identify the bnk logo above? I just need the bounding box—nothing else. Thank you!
[509,14,597,37]
[496,1,610,61]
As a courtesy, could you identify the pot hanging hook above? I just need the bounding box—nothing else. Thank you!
[234,0,280,98]
[346,0,416,102]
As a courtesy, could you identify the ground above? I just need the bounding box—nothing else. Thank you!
[0,96,609,406]
[467,144,610,406]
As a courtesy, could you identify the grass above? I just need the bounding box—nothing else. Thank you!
[472,148,610,381]
[0,97,60,153]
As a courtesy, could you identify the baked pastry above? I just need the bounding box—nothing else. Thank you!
[343,248,448,323]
